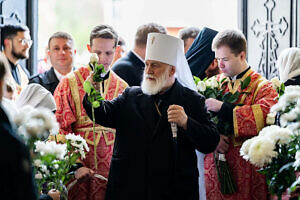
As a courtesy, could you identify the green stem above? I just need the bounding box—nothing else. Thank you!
[277,195,282,200]
[92,107,98,170]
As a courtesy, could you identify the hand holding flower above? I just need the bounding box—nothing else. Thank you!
[205,98,223,112]
[216,135,230,154]
[47,189,60,200]
[75,167,94,182]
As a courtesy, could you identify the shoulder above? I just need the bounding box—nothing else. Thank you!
[121,86,143,98]
[176,81,205,103]
[110,70,128,87]
[112,57,134,71]
[29,73,42,84]
[29,68,56,84]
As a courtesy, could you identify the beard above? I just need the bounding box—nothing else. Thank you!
[141,69,170,95]
[12,44,28,60]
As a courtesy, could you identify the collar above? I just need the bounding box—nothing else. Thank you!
[132,50,144,63]
[53,68,66,81]
[8,59,17,69]
[88,63,111,80]
[230,66,250,81]
[153,79,176,102]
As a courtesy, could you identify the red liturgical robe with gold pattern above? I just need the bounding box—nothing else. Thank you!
[205,68,278,200]
[54,66,127,200]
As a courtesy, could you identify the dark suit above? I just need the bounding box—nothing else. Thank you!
[112,51,145,86]
[284,74,300,86]
[0,105,37,200]
[83,80,219,200]
[29,67,59,94]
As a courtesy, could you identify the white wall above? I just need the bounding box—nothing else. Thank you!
[104,0,238,49]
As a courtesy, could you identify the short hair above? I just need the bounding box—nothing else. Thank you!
[89,25,118,47]
[0,54,7,81]
[134,23,167,47]
[48,31,74,49]
[118,36,126,46]
[178,27,200,41]
[212,29,247,55]
[0,24,29,49]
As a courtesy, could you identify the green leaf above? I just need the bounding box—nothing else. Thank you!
[83,81,92,94]
[92,101,100,108]
[193,76,200,85]
[241,76,251,90]
[221,78,227,83]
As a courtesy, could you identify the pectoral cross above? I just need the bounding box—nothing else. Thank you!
[250,0,288,79]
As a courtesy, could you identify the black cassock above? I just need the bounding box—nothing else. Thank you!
[83,80,219,200]
[0,106,37,200]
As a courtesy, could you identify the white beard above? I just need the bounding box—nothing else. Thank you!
[141,70,170,95]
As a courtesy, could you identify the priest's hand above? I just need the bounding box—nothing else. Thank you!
[47,189,60,200]
[216,134,230,153]
[205,98,223,112]
[75,167,94,182]
[167,105,188,130]
[87,72,100,91]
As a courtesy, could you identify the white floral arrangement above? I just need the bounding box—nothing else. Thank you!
[33,133,89,199]
[14,105,59,140]
[240,85,300,198]
[270,77,285,98]
[240,125,292,167]
[267,86,300,133]
[196,76,220,93]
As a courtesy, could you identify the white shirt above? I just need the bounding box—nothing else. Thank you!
[132,50,144,63]
[54,68,66,81]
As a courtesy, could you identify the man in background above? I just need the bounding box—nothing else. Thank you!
[185,27,219,79]
[112,22,166,86]
[111,36,126,64]
[178,26,200,54]
[29,32,76,94]
[1,24,31,96]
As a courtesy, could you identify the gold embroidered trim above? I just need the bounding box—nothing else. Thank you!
[68,72,82,118]
[113,78,120,98]
[103,73,111,98]
[233,106,240,138]
[232,137,243,147]
[76,126,116,146]
[75,70,85,85]
[238,78,261,105]
[252,104,264,133]
[230,68,254,94]
[252,79,268,104]
[48,134,67,143]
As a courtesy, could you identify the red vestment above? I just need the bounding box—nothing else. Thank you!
[54,66,127,200]
[205,69,278,200]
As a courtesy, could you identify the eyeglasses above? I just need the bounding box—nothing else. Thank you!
[17,38,33,46]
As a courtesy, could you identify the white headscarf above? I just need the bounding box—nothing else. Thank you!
[145,33,197,91]
[276,47,300,83]
[16,83,56,112]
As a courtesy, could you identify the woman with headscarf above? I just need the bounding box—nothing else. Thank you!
[16,83,56,112]
[186,27,219,80]
[276,47,300,86]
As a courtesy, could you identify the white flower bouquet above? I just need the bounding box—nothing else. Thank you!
[241,85,300,199]
[34,134,89,199]
[13,105,59,149]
